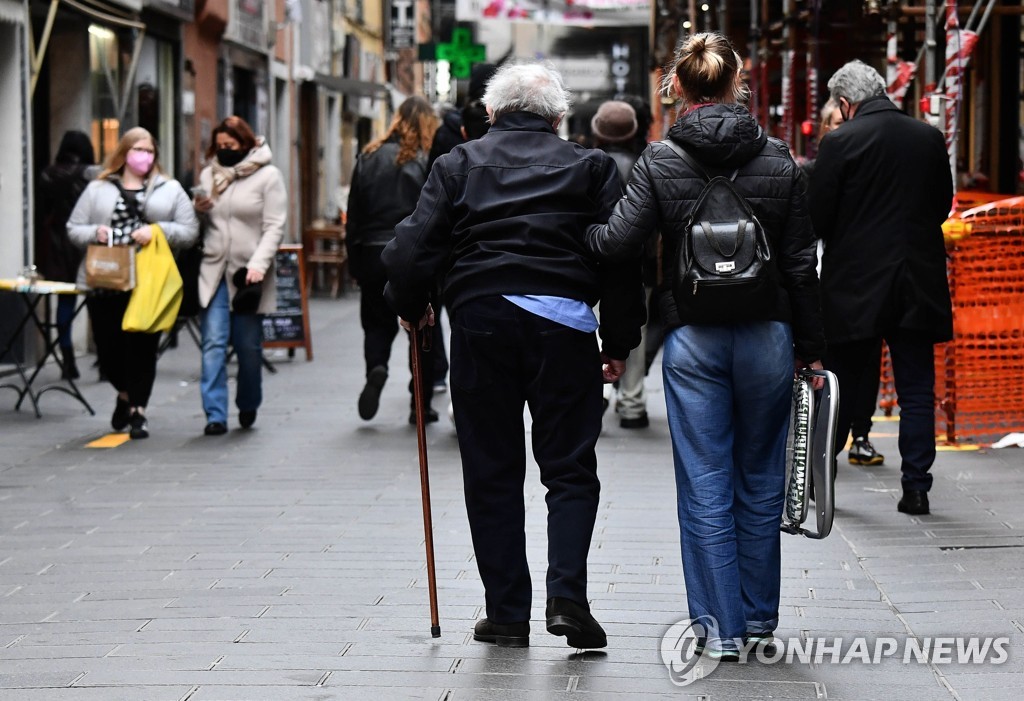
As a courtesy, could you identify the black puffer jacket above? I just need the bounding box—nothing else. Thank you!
[586,103,825,362]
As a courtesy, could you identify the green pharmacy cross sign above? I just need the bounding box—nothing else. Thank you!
[435,28,485,80]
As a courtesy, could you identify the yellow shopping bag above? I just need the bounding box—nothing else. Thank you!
[122,223,183,334]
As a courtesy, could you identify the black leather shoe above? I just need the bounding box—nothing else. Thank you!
[473,618,530,647]
[204,422,228,436]
[898,489,930,515]
[546,597,607,649]
[358,366,388,420]
[60,347,80,380]
[409,407,439,425]
[111,396,131,432]
[239,410,257,429]
[620,413,649,429]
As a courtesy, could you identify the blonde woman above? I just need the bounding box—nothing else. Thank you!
[193,116,287,436]
[67,127,198,439]
[345,96,439,424]
[584,33,826,658]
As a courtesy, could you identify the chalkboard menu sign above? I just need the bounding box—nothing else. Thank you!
[262,244,313,360]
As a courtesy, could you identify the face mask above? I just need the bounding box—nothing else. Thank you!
[125,150,154,176]
[217,149,245,168]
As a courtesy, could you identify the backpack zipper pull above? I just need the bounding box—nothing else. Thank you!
[692,280,698,295]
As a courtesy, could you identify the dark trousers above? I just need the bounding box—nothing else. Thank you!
[86,293,161,408]
[850,337,883,438]
[450,296,604,623]
[827,330,936,491]
[358,247,433,406]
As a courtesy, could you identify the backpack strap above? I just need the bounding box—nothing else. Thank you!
[659,139,740,182]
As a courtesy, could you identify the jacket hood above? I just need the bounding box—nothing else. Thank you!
[667,103,767,168]
[42,161,87,187]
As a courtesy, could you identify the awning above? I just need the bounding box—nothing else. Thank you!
[0,0,25,25]
[314,72,390,99]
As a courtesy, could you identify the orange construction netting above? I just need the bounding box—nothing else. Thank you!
[876,195,1024,445]
[937,196,1024,445]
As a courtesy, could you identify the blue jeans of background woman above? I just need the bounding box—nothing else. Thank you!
[56,295,77,348]
[662,321,793,653]
[200,278,263,425]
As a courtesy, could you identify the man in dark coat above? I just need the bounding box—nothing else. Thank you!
[809,60,954,516]
[382,62,644,649]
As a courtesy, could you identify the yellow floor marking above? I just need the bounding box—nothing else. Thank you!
[85,433,131,448]
[873,416,900,422]
[937,444,982,452]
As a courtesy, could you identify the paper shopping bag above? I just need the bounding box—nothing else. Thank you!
[84,241,135,291]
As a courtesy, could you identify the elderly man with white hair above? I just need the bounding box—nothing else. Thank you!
[809,59,953,517]
[382,62,645,649]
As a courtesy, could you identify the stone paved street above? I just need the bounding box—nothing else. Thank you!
[1,295,1022,700]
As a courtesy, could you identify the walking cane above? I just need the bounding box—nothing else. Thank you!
[410,322,441,638]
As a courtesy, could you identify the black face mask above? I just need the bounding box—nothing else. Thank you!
[217,149,245,168]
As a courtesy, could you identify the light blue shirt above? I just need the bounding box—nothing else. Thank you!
[504,295,599,333]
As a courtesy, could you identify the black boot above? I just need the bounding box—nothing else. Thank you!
[60,346,80,380]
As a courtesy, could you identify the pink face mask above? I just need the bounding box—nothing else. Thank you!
[125,150,155,176]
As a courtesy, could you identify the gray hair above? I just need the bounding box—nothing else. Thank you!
[827,60,886,105]
[482,62,572,125]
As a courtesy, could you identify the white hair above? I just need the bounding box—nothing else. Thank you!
[482,62,572,125]
[827,60,886,105]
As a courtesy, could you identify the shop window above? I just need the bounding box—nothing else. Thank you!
[88,24,122,162]
[135,37,176,175]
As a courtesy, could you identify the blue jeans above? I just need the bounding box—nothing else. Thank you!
[662,321,793,652]
[200,278,264,424]
[56,294,78,348]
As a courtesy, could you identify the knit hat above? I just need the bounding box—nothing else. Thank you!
[591,101,638,144]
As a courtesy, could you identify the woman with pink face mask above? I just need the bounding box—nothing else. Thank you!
[67,127,198,439]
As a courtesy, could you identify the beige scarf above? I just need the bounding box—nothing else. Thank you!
[210,137,273,198]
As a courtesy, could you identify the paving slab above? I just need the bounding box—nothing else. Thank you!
[2,295,1022,699]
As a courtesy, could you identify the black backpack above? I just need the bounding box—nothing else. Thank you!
[661,139,775,324]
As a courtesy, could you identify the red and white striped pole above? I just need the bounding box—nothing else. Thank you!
[943,0,960,192]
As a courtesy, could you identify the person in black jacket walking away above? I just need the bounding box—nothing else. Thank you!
[808,60,953,516]
[590,100,656,429]
[382,62,645,649]
[346,96,439,424]
[35,130,99,380]
[585,33,825,660]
